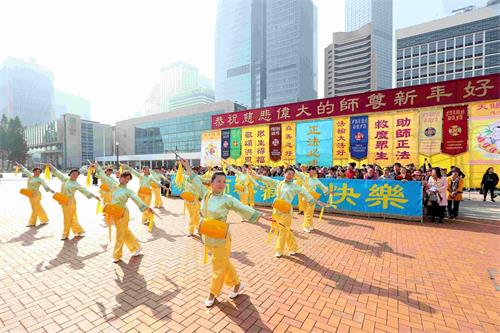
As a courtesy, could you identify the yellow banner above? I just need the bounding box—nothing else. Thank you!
[201,130,221,167]
[282,122,296,165]
[333,117,350,164]
[418,108,442,157]
[241,127,255,166]
[368,114,394,165]
[254,126,269,166]
[393,111,419,166]
[470,100,500,165]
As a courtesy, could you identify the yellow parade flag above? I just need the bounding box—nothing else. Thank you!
[119,165,123,175]
[175,161,183,187]
[44,164,51,180]
[148,214,154,232]
[86,168,92,187]
[317,193,333,223]
[15,166,19,175]
[96,200,103,215]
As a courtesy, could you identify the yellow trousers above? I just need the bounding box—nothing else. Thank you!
[185,200,200,235]
[238,192,249,206]
[298,194,306,213]
[138,192,153,223]
[113,210,140,260]
[303,202,315,229]
[248,185,255,207]
[61,199,84,238]
[28,191,49,225]
[207,238,239,296]
[274,214,298,255]
[101,191,112,222]
[152,187,163,208]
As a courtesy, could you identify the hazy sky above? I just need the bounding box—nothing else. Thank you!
[0,0,489,125]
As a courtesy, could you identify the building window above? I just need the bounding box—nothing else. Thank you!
[464,71,473,78]
[456,61,463,72]
[397,60,403,70]
[446,50,454,62]
[404,59,411,69]
[471,59,482,74]
[412,69,419,78]
[412,46,419,56]
[465,34,473,46]
[397,49,403,59]
[446,63,454,73]
[475,32,483,44]
[429,42,436,53]
[397,71,403,80]
[485,67,500,74]
[429,76,436,83]
[438,40,445,51]
[485,41,500,55]
[437,52,445,63]
[485,28,500,42]
[404,70,411,80]
[421,44,428,54]
[428,65,436,76]
[485,54,500,67]
[465,47,473,58]
[404,47,411,58]
[421,55,427,66]
[420,67,427,77]
[456,48,463,60]
[437,64,445,75]
[446,38,454,50]
[412,57,420,67]
[446,74,454,80]
[475,46,483,57]
[437,75,444,82]
[465,59,473,70]
[412,79,419,85]
[455,72,464,79]
[429,53,436,64]
[475,69,483,76]
[455,36,463,48]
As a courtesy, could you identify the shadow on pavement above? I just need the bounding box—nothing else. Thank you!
[4,224,52,246]
[231,251,255,267]
[216,294,272,332]
[286,253,435,314]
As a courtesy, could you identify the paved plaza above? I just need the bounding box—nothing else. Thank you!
[0,175,499,333]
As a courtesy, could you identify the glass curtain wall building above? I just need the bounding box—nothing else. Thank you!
[344,0,393,90]
[396,3,500,87]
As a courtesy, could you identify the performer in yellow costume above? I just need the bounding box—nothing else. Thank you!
[179,159,272,307]
[124,165,159,225]
[294,164,309,215]
[295,166,329,233]
[181,175,201,236]
[224,161,260,207]
[253,167,326,258]
[17,163,55,227]
[96,165,153,263]
[150,168,167,208]
[98,166,114,223]
[50,164,100,240]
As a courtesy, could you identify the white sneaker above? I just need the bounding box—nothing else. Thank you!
[303,228,311,233]
[75,231,86,238]
[290,251,297,256]
[309,227,314,231]
[229,283,245,299]
[204,297,215,307]
[113,258,121,263]
[61,236,68,241]
[132,246,143,257]
[275,253,282,258]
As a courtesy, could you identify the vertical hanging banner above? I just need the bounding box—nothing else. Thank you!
[254,126,269,165]
[282,123,296,165]
[394,111,419,165]
[201,130,221,167]
[368,115,394,165]
[269,124,282,162]
[470,100,500,164]
[333,117,350,163]
[442,105,468,155]
[296,119,333,166]
[221,129,231,159]
[350,116,368,160]
[419,108,443,157]
[241,127,255,165]
[229,128,242,160]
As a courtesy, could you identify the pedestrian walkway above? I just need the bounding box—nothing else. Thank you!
[0,177,498,332]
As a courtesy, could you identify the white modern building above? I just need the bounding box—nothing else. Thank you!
[396,2,500,87]
[324,23,376,97]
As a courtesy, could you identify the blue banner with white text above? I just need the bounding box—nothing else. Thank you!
[170,176,422,219]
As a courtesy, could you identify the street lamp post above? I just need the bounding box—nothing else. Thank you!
[115,142,119,168]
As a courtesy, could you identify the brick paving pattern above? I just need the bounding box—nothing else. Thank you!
[0,177,499,332]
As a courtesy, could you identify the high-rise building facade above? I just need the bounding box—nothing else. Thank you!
[215,0,266,109]
[395,2,500,87]
[54,90,91,120]
[0,57,55,126]
[265,0,317,106]
[344,0,393,90]
[215,0,316,108]
[324,23,376,97]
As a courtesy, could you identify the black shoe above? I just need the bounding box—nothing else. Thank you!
[492,199,496,202]
[483,199,486,201]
